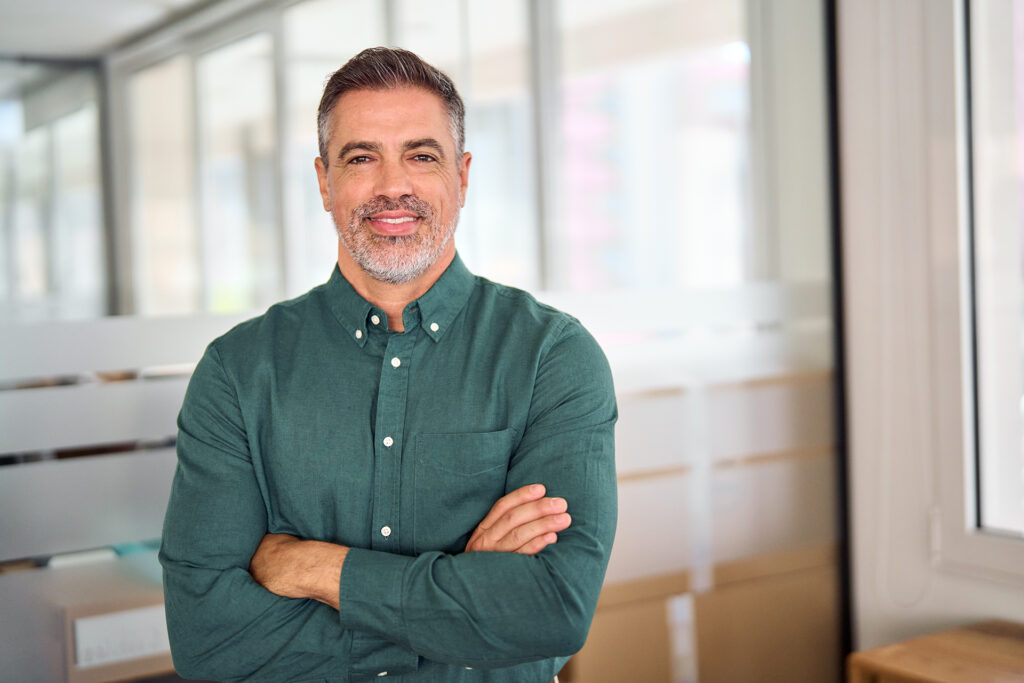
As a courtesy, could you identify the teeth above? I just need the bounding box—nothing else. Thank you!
[375,217,417,224]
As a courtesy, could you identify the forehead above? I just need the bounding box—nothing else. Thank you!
[328,86,453,150]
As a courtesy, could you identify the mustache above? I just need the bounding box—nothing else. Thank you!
[352,196,433,222]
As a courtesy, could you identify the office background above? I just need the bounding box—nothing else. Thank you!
[2,0,1023,681]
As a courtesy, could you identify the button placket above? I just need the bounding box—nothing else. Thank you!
[370,331,415,552]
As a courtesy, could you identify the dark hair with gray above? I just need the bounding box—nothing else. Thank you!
[317,47,465,167]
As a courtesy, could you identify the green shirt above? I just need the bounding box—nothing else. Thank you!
[160,254,618,682]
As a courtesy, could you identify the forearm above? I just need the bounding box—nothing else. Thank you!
[248,534,347,609]
[338,537,610,668]
[160,552,349,681]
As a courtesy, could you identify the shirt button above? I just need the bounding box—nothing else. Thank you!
[430,322,439,332]
[381,526,392,537]
[371,314,380,325]
[391,357,401,368]
[355,330,363,339]
[383,436,394,448]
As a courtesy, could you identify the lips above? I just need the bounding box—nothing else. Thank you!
[366,212,421,236]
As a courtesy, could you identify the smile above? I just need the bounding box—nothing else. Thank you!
[366,212,422,236]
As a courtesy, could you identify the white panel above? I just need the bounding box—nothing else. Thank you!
[607,455,836,586]
[605,473,693,584]
[710,377,834,460]
[0,378,188,453]
[711,456,836,563]
[0,314,248,381]
[540,281,830,336]
[615,390,698,475]
[0,448,177,561]
[604,325,833,395]
[74,604,169,668]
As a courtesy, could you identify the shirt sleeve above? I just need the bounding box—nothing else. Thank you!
[336,320,618,668]
[160,343,416,681]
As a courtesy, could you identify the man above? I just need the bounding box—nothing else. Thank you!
[160,47,617,682]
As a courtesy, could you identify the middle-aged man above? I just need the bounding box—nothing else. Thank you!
[160,47,617,682]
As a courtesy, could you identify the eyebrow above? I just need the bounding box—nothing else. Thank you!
[336,140,381,161]
[335,138,448,162]
[403,138,446,160]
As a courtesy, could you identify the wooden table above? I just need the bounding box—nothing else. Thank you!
[847,620,1024,682]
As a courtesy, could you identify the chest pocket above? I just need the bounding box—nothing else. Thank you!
[413,427,515,554]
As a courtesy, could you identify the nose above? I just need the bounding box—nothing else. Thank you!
[373,157,413,199]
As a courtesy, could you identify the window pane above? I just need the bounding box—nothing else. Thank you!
[555,0,749,290]
[0,62,105,321]
[393,0,539,290]
[13,128,49,305]
[281,0,386,296]
[196,33,280,313]
[970,0,1024,536]
[52,104,105,318]
[129,56,200,315]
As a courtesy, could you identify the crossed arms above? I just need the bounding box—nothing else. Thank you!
[160,327,617,681]
[249,483,573,610]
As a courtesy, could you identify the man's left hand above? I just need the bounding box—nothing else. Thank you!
[464,484,571,554]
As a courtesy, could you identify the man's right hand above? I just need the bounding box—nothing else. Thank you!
[464,484,571,555]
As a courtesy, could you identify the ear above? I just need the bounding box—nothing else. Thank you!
[314,157,331,212]
[458,151,472,207]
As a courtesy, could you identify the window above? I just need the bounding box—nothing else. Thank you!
[555,0,749,290]
[281,0,386,294]
[969,0,1024,538]
[391,0,539,289]
[128,56,199,315]
[112,0,825,317]
[0,62,106,322]
[196,33,281,313]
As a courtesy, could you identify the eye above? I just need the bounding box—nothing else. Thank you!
[412,153,437,162]
[347,155,372,164]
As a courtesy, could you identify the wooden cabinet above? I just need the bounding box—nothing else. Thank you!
[847,620,1024,683]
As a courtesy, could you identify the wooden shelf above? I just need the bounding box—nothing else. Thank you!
[848,620,1024,682]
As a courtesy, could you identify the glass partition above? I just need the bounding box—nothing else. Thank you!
[0,62,105,322]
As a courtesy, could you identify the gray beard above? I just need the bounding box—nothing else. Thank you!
[335,214,456,286]
[335,195,458,284]
[339,223,456,284]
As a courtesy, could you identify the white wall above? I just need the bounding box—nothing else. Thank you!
[840,0,1024,650]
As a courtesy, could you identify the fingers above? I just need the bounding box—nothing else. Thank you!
[484,497,569,546]
[465,485,573,554]
[516,531,558,555]
[507,513,571,553]
[473,484,547,533]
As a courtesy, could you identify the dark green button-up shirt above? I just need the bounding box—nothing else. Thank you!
[160,254,617,682]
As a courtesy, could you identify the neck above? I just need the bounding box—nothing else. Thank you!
[336,243,455,332]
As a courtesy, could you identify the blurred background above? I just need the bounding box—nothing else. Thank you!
[2,1,1024,682]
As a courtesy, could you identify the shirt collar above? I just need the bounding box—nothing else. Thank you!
[324,252,475,346]
[415,252,474,342]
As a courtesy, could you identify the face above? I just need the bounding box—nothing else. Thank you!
[315,86,471,285]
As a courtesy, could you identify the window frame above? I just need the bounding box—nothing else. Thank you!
[927,0,1024,583]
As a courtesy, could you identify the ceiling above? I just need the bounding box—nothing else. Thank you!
[0,0,211,59]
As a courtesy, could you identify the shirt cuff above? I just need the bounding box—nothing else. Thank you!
[338,546,414,644]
